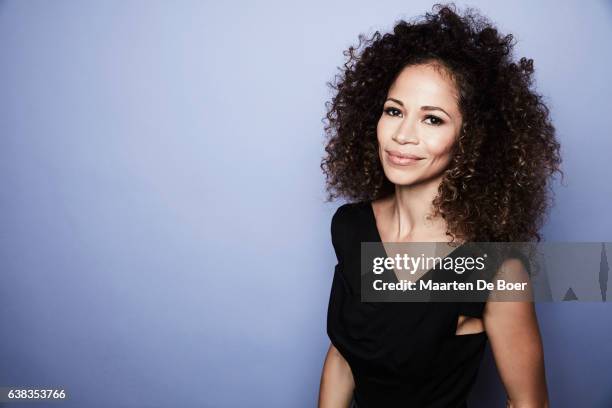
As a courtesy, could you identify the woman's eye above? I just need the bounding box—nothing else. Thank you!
[383,109,444,126]
[424,115,444,126]
[384,107,402,117]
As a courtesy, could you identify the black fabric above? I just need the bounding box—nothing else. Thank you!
[327,201,488,408]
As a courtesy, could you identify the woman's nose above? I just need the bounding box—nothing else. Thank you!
[392,117,419,144]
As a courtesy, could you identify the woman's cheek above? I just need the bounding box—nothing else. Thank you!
[427,132,456,155]
[377,120,391,140]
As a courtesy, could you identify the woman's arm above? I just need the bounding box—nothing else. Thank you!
[484,260,550,408]
[318,343,355,408]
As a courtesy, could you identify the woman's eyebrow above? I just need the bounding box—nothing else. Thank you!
[421,105,451,118]
[385,98,452,119]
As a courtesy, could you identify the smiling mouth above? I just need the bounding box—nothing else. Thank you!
[385,150,424,166]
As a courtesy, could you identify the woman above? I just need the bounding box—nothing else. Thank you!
[318,4,562,408]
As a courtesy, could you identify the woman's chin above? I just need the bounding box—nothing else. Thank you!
[384,169,444,187]
[384,173,421,186]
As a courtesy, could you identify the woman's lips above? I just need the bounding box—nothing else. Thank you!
[385,150,424,166]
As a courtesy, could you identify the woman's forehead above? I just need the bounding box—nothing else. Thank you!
[388,64,460,106]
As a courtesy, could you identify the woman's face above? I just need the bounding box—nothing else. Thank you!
[377,63,463,187]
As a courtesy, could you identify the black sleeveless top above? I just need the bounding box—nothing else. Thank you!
[326,201,488,408]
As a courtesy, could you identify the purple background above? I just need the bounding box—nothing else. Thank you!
[1,1,611,407]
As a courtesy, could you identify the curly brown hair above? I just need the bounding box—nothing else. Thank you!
[320,3,563,242]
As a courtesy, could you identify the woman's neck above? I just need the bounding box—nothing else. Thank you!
[384,174,448,241]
